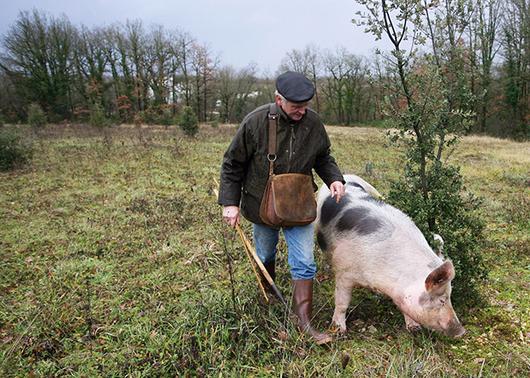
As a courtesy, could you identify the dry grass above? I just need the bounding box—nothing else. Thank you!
[0,123,528,376]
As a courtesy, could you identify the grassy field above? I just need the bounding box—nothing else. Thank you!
[0,123,528,377]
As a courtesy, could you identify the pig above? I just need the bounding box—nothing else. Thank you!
[316,174,465,338]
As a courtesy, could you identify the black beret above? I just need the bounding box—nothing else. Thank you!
[275,71,315,103]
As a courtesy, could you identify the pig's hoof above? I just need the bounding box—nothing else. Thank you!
[331,322,347,334]
[406,324,422,333]
[330,325,347,335]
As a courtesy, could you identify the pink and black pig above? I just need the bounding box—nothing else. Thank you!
[316,174,465,338]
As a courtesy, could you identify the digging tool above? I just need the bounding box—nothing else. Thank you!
[213,181,288,307]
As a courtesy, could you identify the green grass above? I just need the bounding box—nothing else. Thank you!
[1,123,528,376]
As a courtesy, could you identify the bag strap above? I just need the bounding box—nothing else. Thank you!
[267,103,279,176]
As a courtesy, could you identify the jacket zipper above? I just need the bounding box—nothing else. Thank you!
[288,125,295,171]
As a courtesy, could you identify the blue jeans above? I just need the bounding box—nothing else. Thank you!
[253,223,316,280]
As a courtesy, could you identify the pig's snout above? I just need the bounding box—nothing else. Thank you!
[444,320,466,338]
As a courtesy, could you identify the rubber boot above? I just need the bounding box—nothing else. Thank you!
[262,261,276,285]
[292,279,333,345]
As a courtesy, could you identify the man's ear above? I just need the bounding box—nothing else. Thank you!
[274,95,283,107]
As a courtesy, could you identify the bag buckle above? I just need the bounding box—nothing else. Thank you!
[267,153,277,162]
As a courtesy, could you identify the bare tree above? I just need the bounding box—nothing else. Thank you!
[190,43,217,122]
[145,25,171,107]
[500,0,529,136]
[72,26,109,109]
[321,47,368,125]
[1,10,75,119]
[125,20,148,112]
[170,31,195,107]
[476,0,502,132]
[104,25,136,113]
[215,64,257,123]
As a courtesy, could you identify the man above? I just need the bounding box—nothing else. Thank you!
[218,71,345,344]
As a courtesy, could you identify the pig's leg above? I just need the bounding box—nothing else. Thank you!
[331,275,355,333]
[404,314,422,332]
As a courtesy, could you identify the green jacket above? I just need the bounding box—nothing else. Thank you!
[218,103,344,225]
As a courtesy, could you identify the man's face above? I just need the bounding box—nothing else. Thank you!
[276,96,309,122]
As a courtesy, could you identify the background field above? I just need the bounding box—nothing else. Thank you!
[1,124,528,376]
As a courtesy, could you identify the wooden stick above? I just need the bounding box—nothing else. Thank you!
[213,185,269,303]
[235,223,287,307]
[236,225,270,303]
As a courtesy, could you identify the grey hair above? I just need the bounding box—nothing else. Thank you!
[274,90,286,102]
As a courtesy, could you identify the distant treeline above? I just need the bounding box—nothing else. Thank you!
[0,4,528,137]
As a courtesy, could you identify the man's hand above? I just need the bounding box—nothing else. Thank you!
[329,181,345,203]
[222,205,240,228]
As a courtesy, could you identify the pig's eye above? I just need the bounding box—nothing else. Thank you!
[439,298,447,306]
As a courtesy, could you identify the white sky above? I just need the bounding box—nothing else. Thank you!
[0,0,393,75]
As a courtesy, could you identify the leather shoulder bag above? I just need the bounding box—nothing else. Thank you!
[259,104,317,227]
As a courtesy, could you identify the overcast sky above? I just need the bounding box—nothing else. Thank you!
[0,0,392,75]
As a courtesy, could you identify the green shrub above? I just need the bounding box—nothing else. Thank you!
[139,106,174,125]
[142,107,159,124]
[179,106,198,137]
[89,103,108,128]
[133,112,145,127]
[388,161,486,304]
[27,103,47,128]
[160,106,174,126]
[0,128,33,171]
[210,112,220,128]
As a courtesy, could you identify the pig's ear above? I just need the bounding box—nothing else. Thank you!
[425,261,455,293]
